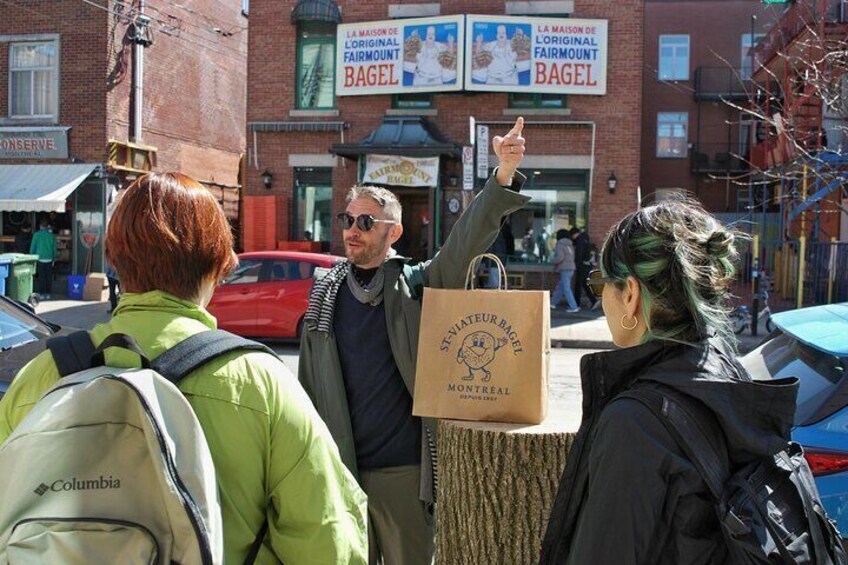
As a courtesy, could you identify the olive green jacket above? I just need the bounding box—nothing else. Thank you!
[298,172,530,503]
[0,291,368,564]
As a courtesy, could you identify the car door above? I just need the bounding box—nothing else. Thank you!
[255,259,316,338]
[207,258,262,336]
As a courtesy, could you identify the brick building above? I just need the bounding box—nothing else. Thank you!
[0,0,246,286]
[244,0,643,290]
[641,0,778,213]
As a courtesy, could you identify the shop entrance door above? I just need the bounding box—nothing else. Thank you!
[393,190,431,262]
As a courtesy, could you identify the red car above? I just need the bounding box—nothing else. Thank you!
[207,251,344,339]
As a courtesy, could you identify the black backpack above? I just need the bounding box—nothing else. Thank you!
[620,385,847,565]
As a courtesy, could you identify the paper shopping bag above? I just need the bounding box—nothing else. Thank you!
[412,256,550,424]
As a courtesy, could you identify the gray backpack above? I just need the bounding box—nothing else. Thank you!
[0,330,274,565]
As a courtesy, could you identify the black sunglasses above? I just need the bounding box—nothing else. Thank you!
[336,212,398,232]
[586,269,618,298]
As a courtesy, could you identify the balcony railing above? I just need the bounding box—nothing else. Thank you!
[752,0,848,71]
[691,144,748,174]
[694,67,751,100]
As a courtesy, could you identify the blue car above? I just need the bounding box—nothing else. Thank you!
[742,302,848,542]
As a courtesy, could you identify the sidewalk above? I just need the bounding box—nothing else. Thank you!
[36,297,768,354]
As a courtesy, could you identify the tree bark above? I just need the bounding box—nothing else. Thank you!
[435,419,577,565]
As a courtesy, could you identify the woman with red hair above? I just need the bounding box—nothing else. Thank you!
[0,172,367,564]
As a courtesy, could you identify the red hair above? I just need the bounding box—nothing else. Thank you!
[105,172,237,301]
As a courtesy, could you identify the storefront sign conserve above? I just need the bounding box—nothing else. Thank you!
[464,15,608,95]
[364,155,439,187]
[0,128,70,159]
[337,15,465,96]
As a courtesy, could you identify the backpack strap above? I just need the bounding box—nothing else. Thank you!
[616,386,729,499]
[780,449,837,565]
[150,329,277,385]
[243,519,269,565]
[46,331,97,377]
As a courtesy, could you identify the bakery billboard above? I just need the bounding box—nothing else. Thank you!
[336,15,464,96]
[465,15,607,95]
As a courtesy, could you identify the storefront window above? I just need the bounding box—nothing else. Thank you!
[72,180,105,275]
[297,23,336,109]
[508,93,567,109]
[293,168,333,250]
[504,170,588,264]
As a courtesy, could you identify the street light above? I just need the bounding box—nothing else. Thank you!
[607,172,618,194]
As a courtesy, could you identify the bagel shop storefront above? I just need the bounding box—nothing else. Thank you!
[332,116,462,263]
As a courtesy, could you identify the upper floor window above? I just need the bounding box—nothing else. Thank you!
[9,41,59,119]
[658,35,689,81]
[657,112,688,158]
[297,22,336,109]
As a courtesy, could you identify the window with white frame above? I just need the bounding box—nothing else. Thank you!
[657,112,688,158]
[9,41,59,119]
[658,35,689,81]
[741,33,764,80]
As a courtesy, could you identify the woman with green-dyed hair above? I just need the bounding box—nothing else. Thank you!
[539,198,800,565]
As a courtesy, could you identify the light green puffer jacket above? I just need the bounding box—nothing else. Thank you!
[0,291,367,564]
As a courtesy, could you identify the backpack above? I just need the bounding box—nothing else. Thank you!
[620,385,847,565]
[0,329,276,565]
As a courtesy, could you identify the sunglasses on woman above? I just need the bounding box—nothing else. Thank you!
[336,212,398,232]
[586,269,617,298]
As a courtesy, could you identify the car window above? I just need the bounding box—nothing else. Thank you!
[0,299,54,352]
[222,259,262,285]
[266,260,312,282]
[743,331,845,425]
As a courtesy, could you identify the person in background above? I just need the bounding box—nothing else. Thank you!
[299,118,530,565]
[1,173,368,564]
[522,227,536,259]
[485,218,511,289]
[570,227,599,310]
[536,227,550,263]
[539,199,798,564]
[550,228,579,312]
[29,218,55,300]
[105,260,120,313]
[13,223,32,254]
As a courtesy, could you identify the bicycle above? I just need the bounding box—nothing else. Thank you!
[731,290,774,335]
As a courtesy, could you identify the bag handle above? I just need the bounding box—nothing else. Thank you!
[91,333,151,369]
[465,253,508,290]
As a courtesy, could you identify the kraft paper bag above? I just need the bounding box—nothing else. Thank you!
[412,254,550,424]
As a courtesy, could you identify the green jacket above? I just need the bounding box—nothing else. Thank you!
[298,172,530,503]
[29,228,55,261]
[0,291,368,565]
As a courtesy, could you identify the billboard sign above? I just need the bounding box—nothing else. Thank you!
[337,15,465,96]
[465,15,608,95]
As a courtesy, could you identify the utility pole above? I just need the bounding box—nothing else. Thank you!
[130,1,153,143]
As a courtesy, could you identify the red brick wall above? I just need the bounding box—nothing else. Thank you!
[641,0,777,213]
[247,0,644,256]
[0,1,109,163]
[106,0,247,185]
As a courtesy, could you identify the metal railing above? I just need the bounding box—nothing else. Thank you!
[691,144,748,173]
[694,67,751,100]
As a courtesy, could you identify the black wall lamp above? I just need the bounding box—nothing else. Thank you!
[261,170,273,190]
[607,172,618,194]
[448,172,459,187]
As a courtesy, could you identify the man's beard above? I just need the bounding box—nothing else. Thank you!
[345,230,390,266]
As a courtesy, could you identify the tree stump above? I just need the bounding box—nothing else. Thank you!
[435,418,578,565]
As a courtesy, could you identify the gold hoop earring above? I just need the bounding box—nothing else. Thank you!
[620,314,638,331]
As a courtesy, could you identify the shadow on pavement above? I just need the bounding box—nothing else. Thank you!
[36,301,111,330]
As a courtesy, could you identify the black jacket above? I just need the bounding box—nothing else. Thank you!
[573,232,592,269]
[539,338,798,565]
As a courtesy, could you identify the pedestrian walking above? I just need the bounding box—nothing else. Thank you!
[0,173,367,564]
[536,227,550,262]
[550,229,579,312]
[299,118,530,565]
[105,260,120,312]
[29,218,55,299]
[569,227,598,310]
[539,199,802,564]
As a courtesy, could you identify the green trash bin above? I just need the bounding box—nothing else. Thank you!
[0,254,39,304]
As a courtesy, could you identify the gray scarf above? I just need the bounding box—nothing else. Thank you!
[346,264,385,306]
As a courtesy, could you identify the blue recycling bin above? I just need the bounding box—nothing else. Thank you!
[67,275,86,300]
[0,258,10,296]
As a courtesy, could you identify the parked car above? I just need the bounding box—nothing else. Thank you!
[207,251,344,340]
[0,295,67,400]
[741,302,848,542]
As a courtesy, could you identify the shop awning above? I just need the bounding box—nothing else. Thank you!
[0,164,99,212]
[291,0,342,24]
[331,116,462,160]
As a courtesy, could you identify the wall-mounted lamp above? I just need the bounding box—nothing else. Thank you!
[261,170,273,190]
[607,172,618,194]
[448,172,459,187]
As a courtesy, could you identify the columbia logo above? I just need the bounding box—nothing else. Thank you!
[34,483,49,496]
